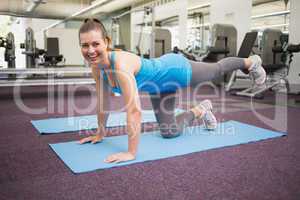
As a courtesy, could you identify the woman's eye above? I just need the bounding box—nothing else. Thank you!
[92,42,100,48]
[81,44,89,49]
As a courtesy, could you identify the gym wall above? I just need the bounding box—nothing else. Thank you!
[46,28,84,66]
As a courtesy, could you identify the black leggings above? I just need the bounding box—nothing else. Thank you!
[150,57,245,138]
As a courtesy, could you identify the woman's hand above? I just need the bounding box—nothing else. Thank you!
[78,133,104,144]
[104,152,135,163]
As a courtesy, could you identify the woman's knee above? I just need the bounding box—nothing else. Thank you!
[160,131,180,138]
[159,126,181,138]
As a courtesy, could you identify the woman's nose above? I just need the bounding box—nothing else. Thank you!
[87,46,95,54]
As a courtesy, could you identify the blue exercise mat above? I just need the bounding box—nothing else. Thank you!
[49,120,286,174]
[31,109,184,134]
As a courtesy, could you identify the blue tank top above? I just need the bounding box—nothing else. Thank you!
[100,52,192,94]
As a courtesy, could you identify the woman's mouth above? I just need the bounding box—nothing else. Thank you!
[88,55,98,63]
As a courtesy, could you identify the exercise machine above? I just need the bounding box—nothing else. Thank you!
[0,32,16,68]
[43,37,64,66]
[20,28,65,68]
[202,23,237,62]
[113,5,156,58]
[153,28,172,57]
[235,29,300,98]
[0,28,90,87]
[0,67,93,87]
[20,27,45,68]
[173,23,237,62]
[186,12,206,55]
[225,31,258,92]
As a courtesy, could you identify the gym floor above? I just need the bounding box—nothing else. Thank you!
[0,85,300,200]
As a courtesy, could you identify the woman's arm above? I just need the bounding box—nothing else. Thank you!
[79,67,110,144]
[104,59,142,163]
[94,68,110,135]
[118,69,142,156]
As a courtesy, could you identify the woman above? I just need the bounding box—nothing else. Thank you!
[78,18,266,163]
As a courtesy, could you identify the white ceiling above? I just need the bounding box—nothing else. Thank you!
[0,0,93,19]
[0,0,287,20]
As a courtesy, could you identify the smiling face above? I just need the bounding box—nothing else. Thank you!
[79,29,109,68]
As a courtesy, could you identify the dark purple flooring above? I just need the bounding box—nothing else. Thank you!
[0,86,300,200]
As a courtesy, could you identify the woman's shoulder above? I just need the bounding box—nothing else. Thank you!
[113,51,141,72]
[114,50,139,59]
